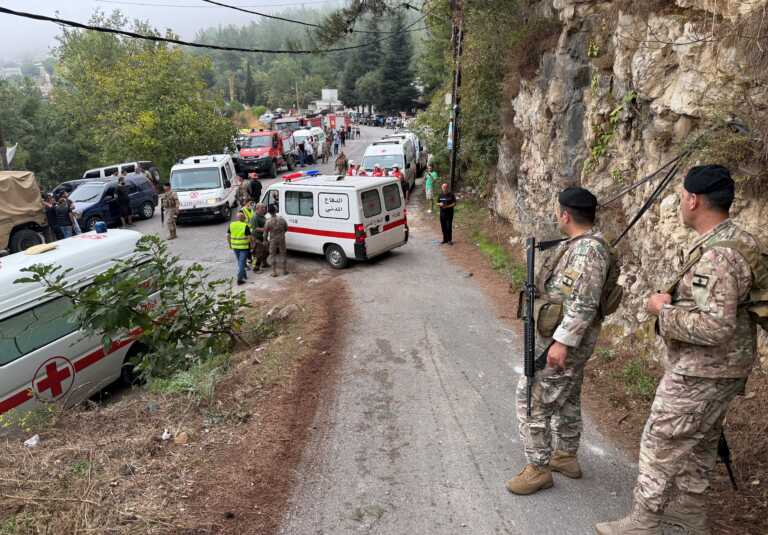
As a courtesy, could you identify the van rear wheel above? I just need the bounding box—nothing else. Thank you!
[325,244,348,269]
[140,201,154,219]
[269,160,277,179]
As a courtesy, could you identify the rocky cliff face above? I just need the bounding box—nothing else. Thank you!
[495,0,768,360]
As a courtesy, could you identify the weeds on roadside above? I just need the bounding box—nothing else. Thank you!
[619,357,658,401]
[0,403,56,434]
[149,354,230,403]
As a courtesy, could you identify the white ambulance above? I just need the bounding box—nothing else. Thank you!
[170,154,238,223]
[261,174,409,269]
[360,140,416,190]
[0,230,150,418]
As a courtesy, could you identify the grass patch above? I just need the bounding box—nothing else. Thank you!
[618,357,658,401]
[148,353,230,403]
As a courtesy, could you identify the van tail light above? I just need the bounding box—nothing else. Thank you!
[354,223,366,244]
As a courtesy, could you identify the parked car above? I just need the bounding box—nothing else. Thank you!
[70,173,158,230]
[82,161,160,183]
[50,179,92,198]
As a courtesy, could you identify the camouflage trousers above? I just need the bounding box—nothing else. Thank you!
[166,217,177,239]
[516,328,599,466]
[252,240,268,268]
[269,238,287,273]
[634,371,745,513]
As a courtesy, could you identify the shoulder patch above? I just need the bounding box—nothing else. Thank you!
[561,268,581,288]
[692,273,710,288]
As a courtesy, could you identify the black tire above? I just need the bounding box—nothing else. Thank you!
[140,201,154,220]
[120,343,147,387]
[220,203,232,222]
[84,216,103,231]
[9,228,43,253]
[324,244,348,269]
[269,160,277,179]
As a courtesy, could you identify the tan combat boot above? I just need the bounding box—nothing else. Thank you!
[550,450,582,479]
[662,496,710,535]
[594,506,661,535]
[505,464,553,495]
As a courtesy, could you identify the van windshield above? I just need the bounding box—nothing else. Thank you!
[69,183,105,203]
[361,155,404,170]
[171,168,222,191]
[243,135,272,148]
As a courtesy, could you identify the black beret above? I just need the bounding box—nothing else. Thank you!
[684,165,734,194]
[559,187,597,209]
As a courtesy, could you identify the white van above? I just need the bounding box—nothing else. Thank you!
[170,154,238,222]
[361,141,416,190]
[261,174,408,269]
[0,230,150,418]
[83,161,159,182]
[385,131,427,173]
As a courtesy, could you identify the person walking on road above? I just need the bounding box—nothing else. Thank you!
[227,211,252,285]
[424,164,438,213]
[372,163,384,177]
[506,187,615,497]
[335,150,348,175]
[250,203,270,272]
[340,129,346,147]
[161,182,180,240]
[43,194,60,241]
[596,166,761,535]
[264,204,288,277]
[333,131,340,156]
[437,183,456,245]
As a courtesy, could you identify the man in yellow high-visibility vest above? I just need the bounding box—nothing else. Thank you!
[227,211,253,285]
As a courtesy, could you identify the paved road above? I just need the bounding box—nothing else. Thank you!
[131,127,377,283]
[278,195,637,533]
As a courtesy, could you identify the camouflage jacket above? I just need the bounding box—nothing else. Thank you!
[539,227,611,349]
[659,219,758,378]
[264,215,288,241]
[161,192,179,215]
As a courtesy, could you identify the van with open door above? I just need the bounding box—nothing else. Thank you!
[170,154,238,222]
[0,229,154,419]
[261,173,408,269]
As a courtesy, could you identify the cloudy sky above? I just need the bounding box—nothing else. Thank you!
[0,0,339,61]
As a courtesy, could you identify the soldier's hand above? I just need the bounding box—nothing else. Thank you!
[646,293,672,316]
[546,341,568,369]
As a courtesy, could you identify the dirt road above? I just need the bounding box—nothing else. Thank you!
[278,198,637,534]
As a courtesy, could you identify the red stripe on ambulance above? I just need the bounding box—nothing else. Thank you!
[288,226,356,239]
[0,327,142,415]
[382,218,407,232]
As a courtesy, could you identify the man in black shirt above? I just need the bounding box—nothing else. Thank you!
[116,177,133,227]
[247,174,262,203]
[437,182,456,245]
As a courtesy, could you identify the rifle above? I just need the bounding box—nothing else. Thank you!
[718,430,738,490]
[522,237,555,416]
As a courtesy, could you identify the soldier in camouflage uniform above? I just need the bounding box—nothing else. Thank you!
[596,165,760,535]
[264,204,288,277]
[161,182,180,240]
[507,187,614,495]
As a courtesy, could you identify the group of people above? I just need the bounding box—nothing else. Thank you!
[503,164,762,535]
[42,191,81,240]
[228,199,288,283]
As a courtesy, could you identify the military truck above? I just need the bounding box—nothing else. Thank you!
[0,171,47,254]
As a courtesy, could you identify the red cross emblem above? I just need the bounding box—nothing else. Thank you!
[33,357,75,402]
[190,192,200,199]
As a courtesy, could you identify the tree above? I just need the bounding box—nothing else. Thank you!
[52,10,235,177]
[355,70,383,112]
[243,62,257,106]
[377,12,418,113]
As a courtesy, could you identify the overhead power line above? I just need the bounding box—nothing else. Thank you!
[96,0,338,9]
[96,0,336,7]
[0,5,426,55]
[199,0,322,28]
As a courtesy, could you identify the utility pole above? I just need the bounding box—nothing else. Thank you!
[448,0,464,191]
[0,123,7,170]
[295,80,300,113]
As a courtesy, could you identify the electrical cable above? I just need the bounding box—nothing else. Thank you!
[96,0,336,7]
[0,5,426,55]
